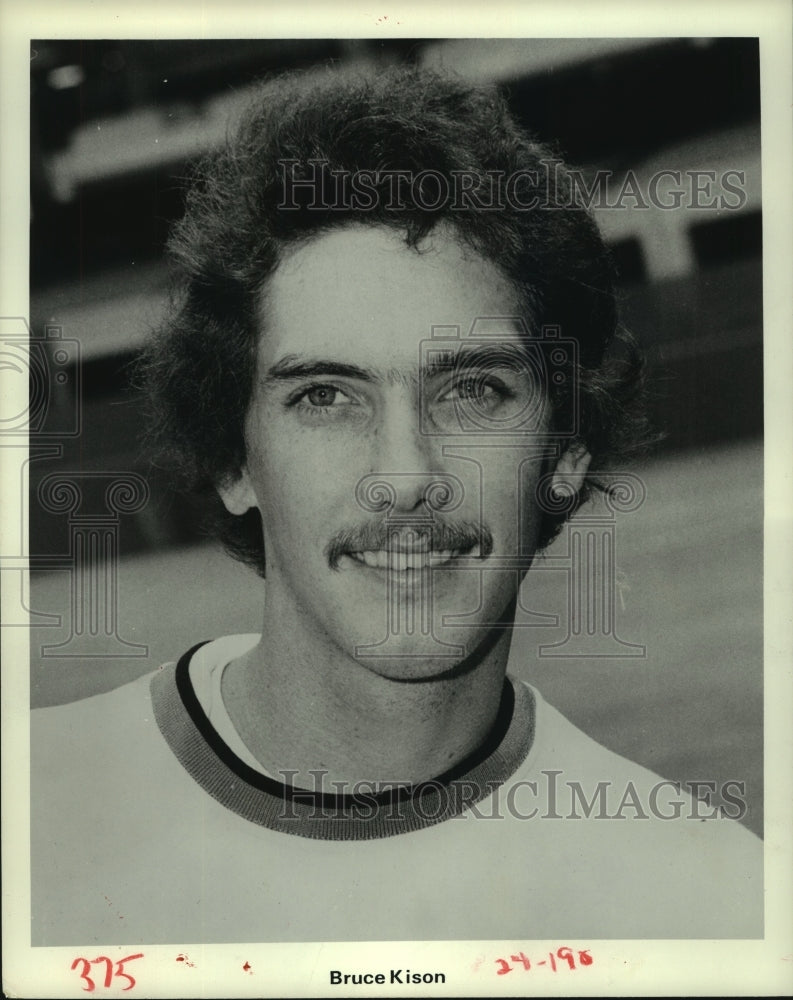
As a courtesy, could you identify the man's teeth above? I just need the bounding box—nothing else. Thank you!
[350,546,480,570]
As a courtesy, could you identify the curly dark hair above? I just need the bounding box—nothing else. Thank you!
[141,64,651,577]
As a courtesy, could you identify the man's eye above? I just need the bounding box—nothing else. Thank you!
[458,378,487,399]
[303,385,348,407]
[441,377,499,402]
[285,382,363,422]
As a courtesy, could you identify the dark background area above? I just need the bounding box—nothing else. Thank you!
[26,38,763,834]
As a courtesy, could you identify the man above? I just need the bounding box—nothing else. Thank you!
[32,66,762,944]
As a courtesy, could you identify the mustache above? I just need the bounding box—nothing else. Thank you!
[325,520,494,569]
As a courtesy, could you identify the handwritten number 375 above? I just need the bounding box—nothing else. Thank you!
[70,954,144,992]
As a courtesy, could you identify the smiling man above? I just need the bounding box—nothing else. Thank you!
[214,222,572,787]
[31,66,762,944]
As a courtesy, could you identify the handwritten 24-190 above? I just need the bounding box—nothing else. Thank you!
[495,947,593,975]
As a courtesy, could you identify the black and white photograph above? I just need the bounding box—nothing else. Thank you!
[2,3,792,997]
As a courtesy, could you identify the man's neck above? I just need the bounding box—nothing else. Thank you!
[220,598,514,791]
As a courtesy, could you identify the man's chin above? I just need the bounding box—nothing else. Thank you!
[344,617,509,683]
[350,645,474,683]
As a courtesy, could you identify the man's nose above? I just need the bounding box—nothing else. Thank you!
[359,398,461,516]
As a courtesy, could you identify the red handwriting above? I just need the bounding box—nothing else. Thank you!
[495,947,593,975]
[70,954,144,992]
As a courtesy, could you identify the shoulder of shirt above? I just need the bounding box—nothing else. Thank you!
[511,676,762,849]
[31,634,261,774]
[32,634,262,717]
[512,676,666,784]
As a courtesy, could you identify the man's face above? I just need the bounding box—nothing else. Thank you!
[226,223,558,679]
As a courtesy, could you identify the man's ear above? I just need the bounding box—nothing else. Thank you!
[217,468,258,516]
[551,443,591,498]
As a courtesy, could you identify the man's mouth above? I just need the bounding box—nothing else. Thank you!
[346,543,482,571]
[326,521,494,570]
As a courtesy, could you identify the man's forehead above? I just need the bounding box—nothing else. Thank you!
[255,223,524,368]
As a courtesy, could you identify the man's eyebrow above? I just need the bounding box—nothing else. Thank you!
[263,355,378,384]
[421,342,529,377]
[264,342,530,386]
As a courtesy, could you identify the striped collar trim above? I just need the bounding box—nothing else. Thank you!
[150,640,535,841]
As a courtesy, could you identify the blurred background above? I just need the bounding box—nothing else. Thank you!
[27,38,763,833]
